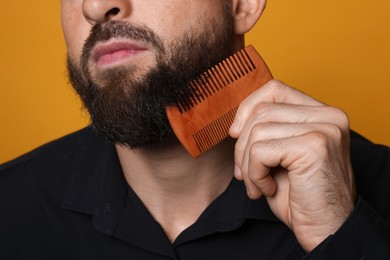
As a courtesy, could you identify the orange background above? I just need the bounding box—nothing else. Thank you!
[1,0,389,163]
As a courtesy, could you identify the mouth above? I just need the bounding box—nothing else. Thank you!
[91,41,148,68]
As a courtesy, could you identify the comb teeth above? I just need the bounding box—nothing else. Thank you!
[166,45,273,158]
[176,49,256,113]
[193,107,238,154]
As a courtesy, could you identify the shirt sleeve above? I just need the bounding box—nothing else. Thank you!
[300,197,390,259]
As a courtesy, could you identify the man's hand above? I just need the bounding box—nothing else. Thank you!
[229,80,356,251]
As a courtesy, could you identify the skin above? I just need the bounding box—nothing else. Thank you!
[61,0,355,251]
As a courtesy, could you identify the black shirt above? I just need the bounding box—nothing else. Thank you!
[1,127,389,259]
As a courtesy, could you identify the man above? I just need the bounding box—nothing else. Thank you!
[0,0,389,259]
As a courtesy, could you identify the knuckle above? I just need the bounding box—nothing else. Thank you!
[338,109,350,130]
[247,169,268,189]
[253,103,272,117]
[325,124,343,142]
[249,122,279,142]
[247,168,264,183]
[249,142,261,159]
[249,122,267,138]
[265,79,287,95]
[306,131,329,153]
[253,102,269,110]
[326,106,350,130]
[248,173,261,183]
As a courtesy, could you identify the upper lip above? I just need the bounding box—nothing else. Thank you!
[91,41,148,63]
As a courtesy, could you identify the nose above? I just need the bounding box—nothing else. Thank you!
[82,0,131,25]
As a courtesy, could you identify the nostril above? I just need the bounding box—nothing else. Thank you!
[106,7,120,17]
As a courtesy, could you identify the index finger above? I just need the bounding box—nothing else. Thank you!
[229,80,325,137]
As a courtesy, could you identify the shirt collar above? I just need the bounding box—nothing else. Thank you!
[63,128,279,256]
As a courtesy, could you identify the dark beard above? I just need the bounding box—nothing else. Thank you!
[67,7,234,149]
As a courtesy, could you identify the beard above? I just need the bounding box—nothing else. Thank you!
[67,6,234,150]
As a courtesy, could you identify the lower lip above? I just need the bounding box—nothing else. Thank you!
[96,49,145,67]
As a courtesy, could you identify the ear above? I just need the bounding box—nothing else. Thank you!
[232,0,267,35]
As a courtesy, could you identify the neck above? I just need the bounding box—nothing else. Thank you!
[116,137,235,242]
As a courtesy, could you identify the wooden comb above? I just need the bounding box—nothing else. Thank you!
[165,45,273,158]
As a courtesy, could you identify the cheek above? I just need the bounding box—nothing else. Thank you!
[148,3,218,45]
[61,4,91,64]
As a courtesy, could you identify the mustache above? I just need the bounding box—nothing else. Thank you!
[81,20,165,66]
